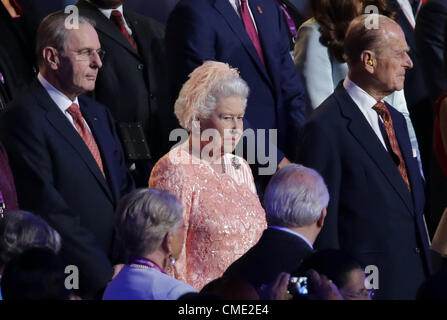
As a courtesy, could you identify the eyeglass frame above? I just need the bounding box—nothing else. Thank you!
[68,48,106,61]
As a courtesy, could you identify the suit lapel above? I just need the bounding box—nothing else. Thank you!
[79,99,118,203]
[334,84,415,216]
[388,104,425,214]
[76,0,140,59]
[124,11,150,63]
[31,81,114,203]
[213,0,272,87]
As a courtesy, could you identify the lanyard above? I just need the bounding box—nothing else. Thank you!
[0,189,5,218]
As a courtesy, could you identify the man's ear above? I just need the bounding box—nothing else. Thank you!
[361,50,375,73]
[43,47,60,70]
[317,207,327,228]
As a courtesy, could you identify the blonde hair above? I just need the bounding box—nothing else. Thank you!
[174,61,249,131]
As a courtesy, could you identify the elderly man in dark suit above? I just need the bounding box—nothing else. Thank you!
[75,0,176,187]
[166,0,308,194]
[298,14,431,299]
[0,12,134,299]
[223,164,327,292]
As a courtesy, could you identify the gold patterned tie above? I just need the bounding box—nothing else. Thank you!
[373,101,411,191]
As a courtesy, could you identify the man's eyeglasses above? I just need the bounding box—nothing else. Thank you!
[72,48,106,61]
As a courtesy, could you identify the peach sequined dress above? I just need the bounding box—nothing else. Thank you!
[149,142,267,290]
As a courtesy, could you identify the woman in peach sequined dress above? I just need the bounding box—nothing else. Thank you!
[149,61,267,290]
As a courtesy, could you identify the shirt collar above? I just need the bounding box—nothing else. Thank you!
[38,73,79,113]
[268,226,313,249]
[343,76,380,111]
[96,4,124,20]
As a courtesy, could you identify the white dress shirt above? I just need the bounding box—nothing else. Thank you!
[228,0,259,32]
[397,0,421,29]
[96,4,133,35]
[38,73,91,133]
[268,226,313,249]
[343,77,388,150]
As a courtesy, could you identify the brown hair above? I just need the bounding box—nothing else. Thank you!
[311,0,396,62]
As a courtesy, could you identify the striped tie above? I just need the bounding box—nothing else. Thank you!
[67,103,105,178]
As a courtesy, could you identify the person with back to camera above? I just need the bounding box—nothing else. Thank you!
[103,188,196,300]
[0,210,62,300]
[149,61,267,290]
[294,248,373,300]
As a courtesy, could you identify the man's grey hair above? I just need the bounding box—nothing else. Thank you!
[344,14,398,66]
[264,164,329,228]
[0,210,62,268]
[174,61,249,131]
[35,11,96,66]
[116,188,183,257]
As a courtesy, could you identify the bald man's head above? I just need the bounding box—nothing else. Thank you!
[344,14,413,99]
[344,14,398,66]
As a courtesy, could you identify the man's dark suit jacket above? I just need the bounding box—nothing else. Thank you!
[415,0,447,104]
[297,83,431,299]
[0,0,39,104]
[0,80,134,299]
[223,228,313,290]
[415,0,447,237]
[76,0,176,185]
[166,0,307,164]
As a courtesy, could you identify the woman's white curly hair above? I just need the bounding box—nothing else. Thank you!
[174,61,249,131]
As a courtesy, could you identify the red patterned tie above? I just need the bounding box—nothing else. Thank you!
[67,103,105,178]
[239,0,265,65]
[110,10,138,52]
[373,102,411,191]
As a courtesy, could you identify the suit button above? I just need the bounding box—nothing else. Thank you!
[414,247,420,254]
[137,64,144,70]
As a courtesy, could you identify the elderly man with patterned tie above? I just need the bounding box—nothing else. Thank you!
[298,14,431,299]
[0,12,134,299]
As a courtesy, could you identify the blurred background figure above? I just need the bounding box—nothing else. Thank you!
[103,188,196,300]
[125,0,180,23]
[429,37,447,242]
[0,210,62,300]
[0,0,40,105]
[1,247,78,300]
[415,0,447,238]
[388,0,432,178]
[149,61,266,290]
[76,0,176,187]
[415,0,447,108]
[224,164,328,293]
[294,249,373,300]
[0,141,18,215]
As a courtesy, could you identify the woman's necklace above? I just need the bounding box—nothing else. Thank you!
[128,256,166,274]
